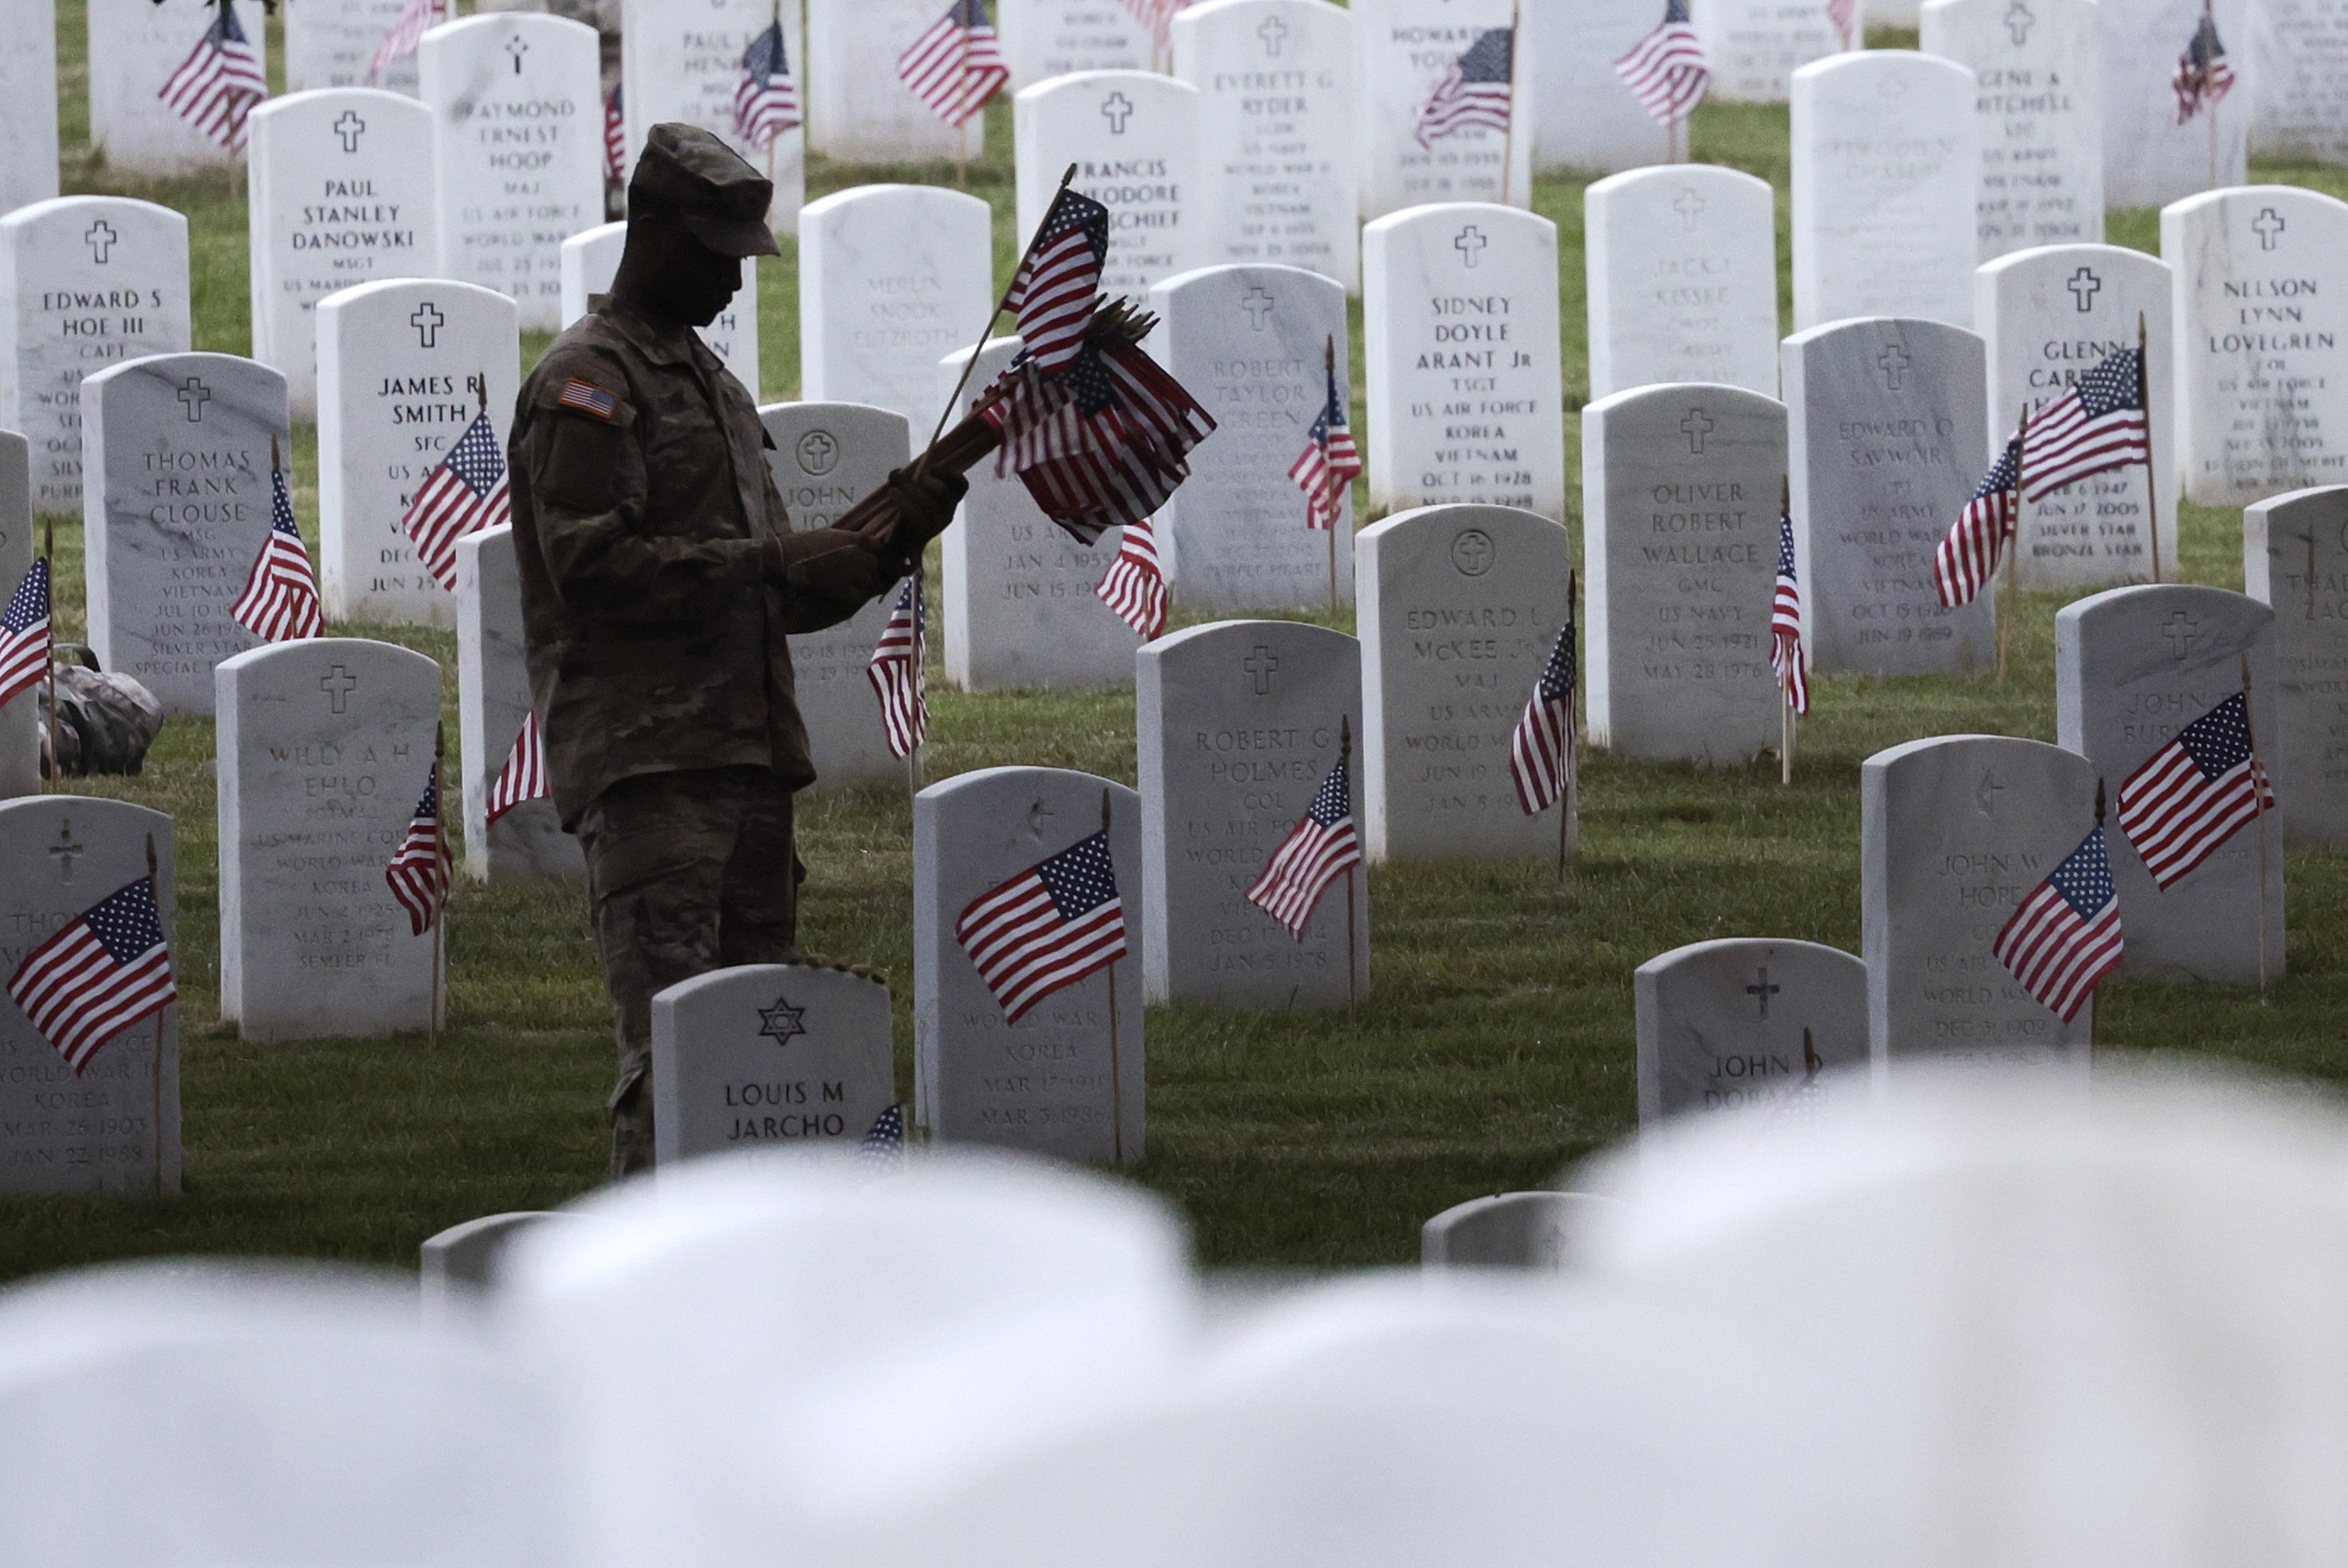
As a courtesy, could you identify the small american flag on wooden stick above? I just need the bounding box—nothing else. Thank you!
[485,711,549,825]
[867,577,927,758]
[160,0,267,152]
[956,829,1128,1023]
[6,867,177,1076]
[232,449,324,644]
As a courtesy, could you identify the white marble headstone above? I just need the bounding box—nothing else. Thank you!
[421,13,606,332]
[1784,316,1995,677]
[214,638,444,1042]
[1136,618,1368,1008]
[1920,0,2104,261]
[0,433,29,799]
[0,0,59,215]
[650,963,897,1165]
[1791,52,1982,331]
[286,0,426,95]
[82,352,289,714]
[622,0,804,234]
[2101,0,2248,208]
[799,185,995,434]
[1975,243,2173,590]
[1148,262,1348,613]
[0,796,180,1195]
[1172,0,1362,293]
[761,400,917,793]
[1694,0,1845,103]
[1583,164,1779,401]
[1634,937,1867,1124]
[457,523,585,883]
[88,0,267,176]
[999,0,1151,88]
[2249,0,2348,162]
[1362,202,1566,521]
[914,766,1146,1166]
[316,278,521,628]
[247,90,441,419]
[1583,383,1787,764]
[0,196,192,512]
[806,0,987,164]
[1531,0,1677,174]
[2163,185,2348,507]
[2244,485,2348,847]
[558,223,762,395]
[1355,503,1572,862]
[1863,734,2098,1070]
[1016,72,1203,302]
[938,337,1140,692]
[2055,584,2282,984]
[1352,0,1532,220]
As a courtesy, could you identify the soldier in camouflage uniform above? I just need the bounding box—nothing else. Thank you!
[508,124,964,1176]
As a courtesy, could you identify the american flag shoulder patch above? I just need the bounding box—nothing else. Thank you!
[558,379,621,419]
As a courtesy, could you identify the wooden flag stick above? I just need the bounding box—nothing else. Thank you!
[2139,310,2162,584]
[1998,400,2027,683]
[1780,475,1794,786]
[431,720,447,1046]
[2091,779,2108,1052]
[1323,335,1341,615]
[1499,0,1523,203]
[1101,786,1126,1167]
[907,571,926,798]
[922,162,1080,462]
[2242,652,2272,997]
[146,832,164,1192]
[2205,0,2220,189]
[41,516,54,790]
[1341,713,1359,1015]
[1561,568,1579,877]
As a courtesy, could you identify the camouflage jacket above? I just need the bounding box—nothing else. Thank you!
[510,300,865,826]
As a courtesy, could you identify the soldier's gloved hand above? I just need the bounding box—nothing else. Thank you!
[884,464,971,552]
[765,527,895,602]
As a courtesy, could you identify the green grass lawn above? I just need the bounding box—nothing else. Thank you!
[9,18,2348,1280]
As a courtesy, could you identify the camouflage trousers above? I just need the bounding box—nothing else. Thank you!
[575,764,805,1178]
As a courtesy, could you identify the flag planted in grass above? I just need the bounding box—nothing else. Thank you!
[2116,690,2276,889]
[6,874,177,1075]
[736,20,802,149]
[2172,13,2235,124]
[485,712,549,825]
[1248,750,1362,939]
[403,404,511,592]
[956,831,1129,1023]
[0,558,50,710]
[1932,430,2022,608]
[387,763,450,937]
[1613,0,1708,125]
[160,0,267,152]
[1509,624,1577,816]
[867,577,927,758]
[369,0,446,77]
[232,466,324,644]
[1771,509,1809,715]
[899,0,1009,128]
[1417,27,1514,147]
[1288,354,1360,531]
[1994,822,2123,1022]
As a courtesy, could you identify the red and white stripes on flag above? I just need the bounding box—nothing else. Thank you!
[1771,509,1809,716]
[867,577,927,758]
[1094,516,1168,640]
[386,763,449,937]
[2173,13,2235,124]
[1509,624,1578,815]
[0,558,51,710]
[1993,824,2123,1023]
[1826,0,1858,48]
[1287,357,1361,532]
[956,829,1128,1023]
[2020,346,2147,502]
[603,86,626,182]
[485,711,549,825]
[160,0,268,153]
[369,0,445,77]
[1932,430,2022,608]
[1001,188,1111,374]
[1118,0,1190,50]
[232,466,324,643]
[734,20,802,150]
[898,0,1010,129]
[6,874,177,1076]
[981,338,1218,545]
[1416,27,1514,147]
[1247,752,1362,940]
[2115,690,2276,889]
[1612,0,1709,125]
[402,407,510,592]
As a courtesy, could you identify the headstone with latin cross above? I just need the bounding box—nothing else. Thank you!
[1530,0,1681,174]
[650,962,897,1165]
[914,766,1145,1166]
[558,222,762,395]
[214,637,444,1042]
[1147,261,1351,613]
[81,352,289,715]
[0,0,59,215]
[1633,937,1867,1125]
[456,523,585,883]
[1014,72,1203,302]
[2249,0,2348,163]
[420,13,605,333]
[1136,617,1368,1008]
[805,0,986,164]
[1692,0,1844,104]
[1583,383,1788,764]
[0,432,32,800]
[317,278,522,628]
[0,794,181,1196]
[996,0,1150,89]
[2055,584,2284,984]
[936,337,1140,692]
[2245,485,2348,847]
[2100,0,2249,209]
[0,196,192,512]
[286,0,425,95]
[1356,503,1573,862]
[1784,317,1996,678]
[2162,185,2348,507]
[1974,243,2173,590]
[1791,52,1982,332]
[1421,1191,1620,1269]
[1863,733,2098,1071]
[1172,0,1362,293]
[798,185,996,434]
[1583,164,1779,401]
[1920,0,2104,261]
[87,0,267,176]
[761,400,917,793]
[621,0,804,236]
[247,90,441,419]
[1352,0,1531,221]
[1362,202,1567,522]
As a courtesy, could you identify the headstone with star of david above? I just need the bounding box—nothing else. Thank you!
[558,223,761,396]
[420,13,603,332]
[1633,938,1867,1125]
[86,0,266,176]
[936,337,1140,692]
[798,185,996,433]
[2099,0,2248,208]
[1356,503,1572,862]
[2054,584,2283,984]
[1791,52,1982,331]
[214,638,443,1043]
[2162,185,2348,507]
[246,90,441,420]
[1973,243,2173,591]
[1146,261,1350,613]
[1863,733,2098,1072]
[1171,0,1361,293]
[805,0,985,164]
[0,196,192,511]
[1136,617,1367,1008]
[650,962,897,1166]
[1529,0,1685,175]
[1014,71,1203,301]
[1920,0,2105,261]
[456,523,585,885]
[1582,383,1787,765]
[2245,485,2348,848]
[621,0,803,236]
[285,0,424,95]
[1784,316,1995,678]
[0,0,59,215]
[1583,164,1779,401]
[913,765,1144,1166]
[761,399,917,793]
[0,431,33,800]
[1691,0,1842,104]
[2248,0,2348,164]
[1352,0,1532,221]
[995,0,1148,91]
[0,793,182,1196]
[1362,202,1567,522]
[81,351,289,714]
[316,278,521,628]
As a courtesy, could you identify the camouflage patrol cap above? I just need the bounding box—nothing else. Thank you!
[628,122,780,257]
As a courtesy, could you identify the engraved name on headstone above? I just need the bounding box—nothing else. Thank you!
[1015,71,1202,301]
[1583,164,1779,402]
[1634,937,1867,1124]
[651,962,897,1164]
[1921,0,2104,259]
[799,185,995,433]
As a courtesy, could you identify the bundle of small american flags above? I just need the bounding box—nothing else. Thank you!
[230,464,324,644]
[403,401,511,593]
[2115,689,2274,888]
[0,558,50,713]
[1287,351,1361,532]
[898,0,1009,129]
[369,0,446,78]
[160,0,268,153]
[1612,0,1709,126]
[485,712,549,825]
[956,829,1128,1022]
[1508,624,1577,817]
[1248,746,1363,940]
[1002,187,1111,375]
[1094,516,1167,640]
[868,577,927,758]
[6,871,178,1075]
[2173,11,2235,125]
[386,762,451,937]
[735,21,802,150]
[1993,820,2123,1023]
[1771,509,1809,715]
[1417,27,1514,148]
